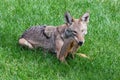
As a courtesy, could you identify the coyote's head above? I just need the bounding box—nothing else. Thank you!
[64,12,89,46]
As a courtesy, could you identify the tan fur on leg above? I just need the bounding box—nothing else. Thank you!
[55,39,64,59]
[19,38,33,49]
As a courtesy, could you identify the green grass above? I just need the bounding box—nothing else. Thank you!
[0,0,120,80]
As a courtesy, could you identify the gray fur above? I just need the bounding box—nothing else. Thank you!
[64,28,75,38]
[20,26,56,52]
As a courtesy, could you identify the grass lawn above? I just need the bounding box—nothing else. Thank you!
[0,0,120,80]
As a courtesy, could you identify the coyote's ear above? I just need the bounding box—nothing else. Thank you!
[80,12,89,23]
[64,12,73,25]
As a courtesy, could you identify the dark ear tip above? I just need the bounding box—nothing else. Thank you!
[64,11,73,24]
[65,11,70,16]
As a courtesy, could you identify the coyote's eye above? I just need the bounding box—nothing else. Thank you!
[81,29,87,35]
[81,30,84,33]
[72,31,77,35]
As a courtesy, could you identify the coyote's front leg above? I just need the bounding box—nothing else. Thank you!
[55,39,64,61]
[55,38,70,63]
[58,38,74,63]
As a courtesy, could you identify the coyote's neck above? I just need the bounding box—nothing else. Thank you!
[57,24,67,34]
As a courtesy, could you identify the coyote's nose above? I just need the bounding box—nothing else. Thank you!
[78,41,83,46]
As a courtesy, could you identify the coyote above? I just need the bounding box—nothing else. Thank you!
[19,12,89,63]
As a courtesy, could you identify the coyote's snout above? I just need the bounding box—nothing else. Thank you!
[19,12,90,63]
